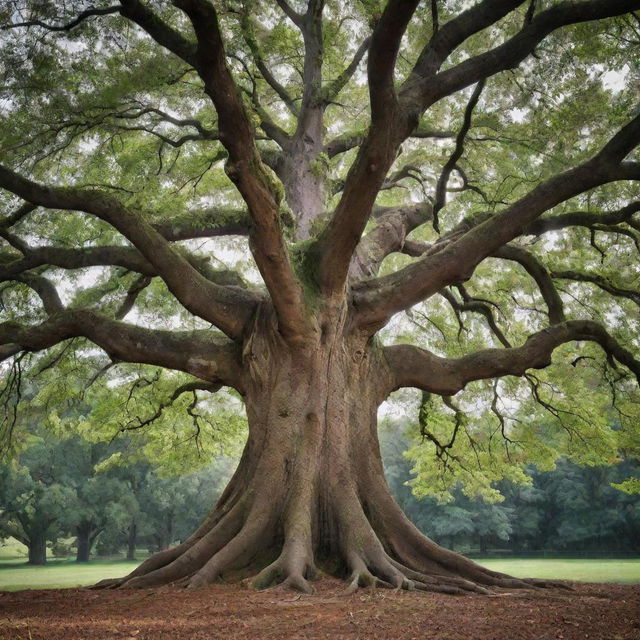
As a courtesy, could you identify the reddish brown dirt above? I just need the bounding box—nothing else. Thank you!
[1,579,639,640]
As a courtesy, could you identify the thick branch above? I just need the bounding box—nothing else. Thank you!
[409,0,524,82]
[12,274,64,316]
[174,0,310,342]
[0,310,244,391]
[1,203,37,228]
[385,320,640,395]
[401,0,640,114]
[274,0,304,27]
[316,1,420,294]
[349,203,432,280]
[368,0,420,123]
[0,165,256,337]
[118,0,198,67]
[353,114,640,328]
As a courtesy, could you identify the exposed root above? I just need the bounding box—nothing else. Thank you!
[245,538,317,595]
[93,447,571,597]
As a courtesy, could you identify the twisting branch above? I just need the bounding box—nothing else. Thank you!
[384,319,640,396]
[492,244,565,323]
[417,392,466,470]
[441,285,512,347]
[2,7,121,31]
[119,380,222,433]
[432,79,485,232]
[552,270,640,308]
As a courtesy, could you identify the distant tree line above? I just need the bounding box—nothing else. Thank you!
[0,429,233,565]
[381,426,640,556]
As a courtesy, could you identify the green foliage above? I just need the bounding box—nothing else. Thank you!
[381,419,640,554]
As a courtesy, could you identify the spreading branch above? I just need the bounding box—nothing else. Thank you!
[3,6,121,32]
[401,0,640,115]
[172,0,310,342]
[552,270,640,308]
[385,320,640,395]
[0,165,256,338]
[317,0,420,294]
[492,245,565,323]
[352,114,640,329]
[432,79,485,232]
[321,36,371,104]
[0,310,244,391]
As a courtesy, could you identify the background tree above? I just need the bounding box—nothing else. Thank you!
[1,0,639,594]
[382,419,640,555]
[0,431,77,564]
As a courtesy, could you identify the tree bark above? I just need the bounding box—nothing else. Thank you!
[94,311,560,594]
[76,522,92,563]
[28,531,47,565]
[127,522,137,561]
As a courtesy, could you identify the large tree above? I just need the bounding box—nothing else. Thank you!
[1,0,639,594]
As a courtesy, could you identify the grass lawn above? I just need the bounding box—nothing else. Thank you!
[0,538,147,591]
[1,554,639,590]
[477,558,640,583]
[2,539,639,589]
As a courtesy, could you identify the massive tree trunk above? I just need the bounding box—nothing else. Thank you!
[96,311,554,594]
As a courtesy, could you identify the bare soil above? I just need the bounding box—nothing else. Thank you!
[1,579,639,640]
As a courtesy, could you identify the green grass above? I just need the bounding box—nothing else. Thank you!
[0,538,148,591]
[0,559,143,590]
[1,537,639,590]
[477,558,640,583]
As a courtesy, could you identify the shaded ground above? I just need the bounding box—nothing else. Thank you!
[1,579,639,640]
